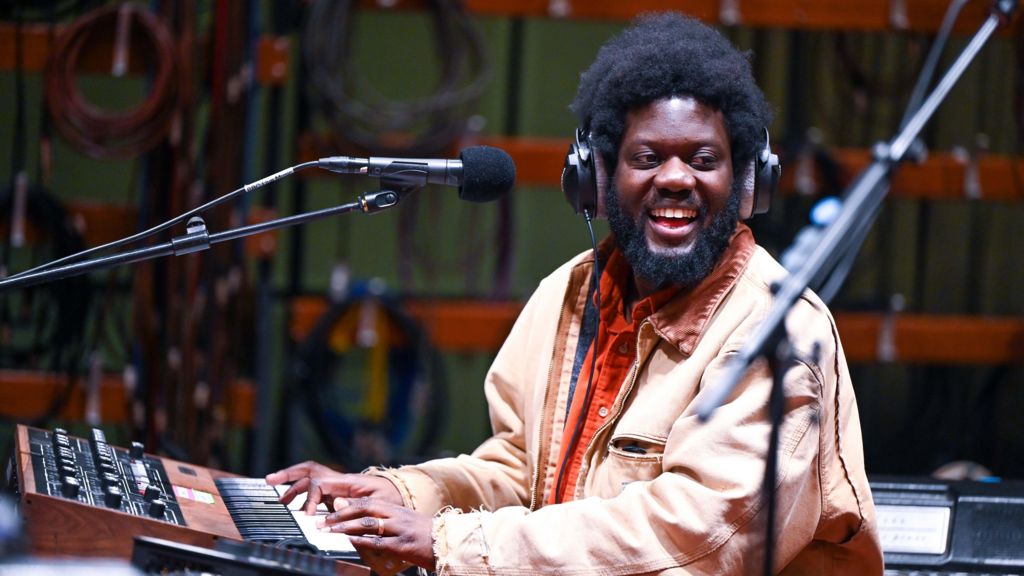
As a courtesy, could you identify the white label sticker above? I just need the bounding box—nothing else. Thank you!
[876,505,950,555]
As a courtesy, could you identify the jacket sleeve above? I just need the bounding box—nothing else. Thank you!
[428,304,841,575]
[368,263,572,516]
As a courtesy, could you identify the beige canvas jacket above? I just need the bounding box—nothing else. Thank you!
[371,225,883,575]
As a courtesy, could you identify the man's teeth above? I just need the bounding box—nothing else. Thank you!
[650,207,697,219]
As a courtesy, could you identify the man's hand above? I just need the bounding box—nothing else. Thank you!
[265,461,403,515]
[318,496,436,571]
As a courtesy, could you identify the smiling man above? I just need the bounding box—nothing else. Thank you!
[269,13,883,575]
[608,96,741,298]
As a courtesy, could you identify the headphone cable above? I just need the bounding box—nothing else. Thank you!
[554,208,602,503]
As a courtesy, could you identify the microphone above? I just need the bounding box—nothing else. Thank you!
[317,145,516,203]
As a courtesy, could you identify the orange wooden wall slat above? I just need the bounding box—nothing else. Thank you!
[0,370,254,426]
[290,297,1024,364]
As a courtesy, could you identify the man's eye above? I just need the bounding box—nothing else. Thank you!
[634,154,659,166]
[691,155,718,169]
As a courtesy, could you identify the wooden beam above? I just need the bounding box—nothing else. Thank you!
[0,370,255,427]
[255,35,290,87]
[836,313,1024,365]
[299,135,1024,202]
[290,296,521,353]
[0,21,160,75]
[0,200,135,250]
[290,296,1024,364]
[355,0,1013,33]
[3,2,1017,75]
[476,136,567,189]
[66,201,138,248]
[830,148,1024,202]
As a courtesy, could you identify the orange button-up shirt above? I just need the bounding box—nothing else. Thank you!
[550,248,678,504]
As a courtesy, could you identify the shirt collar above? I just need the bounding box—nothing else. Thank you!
[593,223,757,355]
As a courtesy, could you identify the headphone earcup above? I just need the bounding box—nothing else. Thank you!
[562,128,604,218]
[592,149,607,219]
[739,160,757,220]
[740,128,780,220]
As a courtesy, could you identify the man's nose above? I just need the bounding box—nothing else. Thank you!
[653,157,696,193]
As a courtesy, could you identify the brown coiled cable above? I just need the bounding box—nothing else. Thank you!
[44,2,178,159]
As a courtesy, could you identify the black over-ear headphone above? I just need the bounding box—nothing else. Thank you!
[561,126,780,220]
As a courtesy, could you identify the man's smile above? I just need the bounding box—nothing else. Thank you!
[646,205,700,245]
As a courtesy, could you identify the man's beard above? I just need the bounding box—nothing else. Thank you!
[605,179,741,290]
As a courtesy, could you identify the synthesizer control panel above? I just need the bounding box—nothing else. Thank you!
[25,427,185,525]
[7,424,369,574]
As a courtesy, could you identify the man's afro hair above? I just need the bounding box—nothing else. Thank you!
[571,12,772,180]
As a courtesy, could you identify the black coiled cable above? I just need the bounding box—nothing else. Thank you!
[301,0,491,156]
[291,288,448,472]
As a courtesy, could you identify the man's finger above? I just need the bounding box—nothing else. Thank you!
[277,477,310,505]
[265,462,314,485]
[305,484,325,515]
[348,534,392,552]
[323,498,398,526]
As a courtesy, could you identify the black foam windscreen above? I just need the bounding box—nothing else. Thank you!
[458,145,516,202]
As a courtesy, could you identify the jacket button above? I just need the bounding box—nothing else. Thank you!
[598,406,609,417]
[617,343,629,354]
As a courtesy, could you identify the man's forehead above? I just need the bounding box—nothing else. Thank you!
[622,96,729,140]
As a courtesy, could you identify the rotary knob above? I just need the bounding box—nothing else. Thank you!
[129,442,145,460]
[98,461,117,476]
[143,485,162,502]
[53,434,70,450]
[100,472,120,488]
[148,498,166,518]
[61,476,80,499]
[104,487,123,509]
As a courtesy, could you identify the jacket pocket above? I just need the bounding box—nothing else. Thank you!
[586,433,667,497]
[608,433,667,461]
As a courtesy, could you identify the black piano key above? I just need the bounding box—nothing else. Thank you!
[215,478,308,542]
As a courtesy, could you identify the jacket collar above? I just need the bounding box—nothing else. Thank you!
[589,223,757,356]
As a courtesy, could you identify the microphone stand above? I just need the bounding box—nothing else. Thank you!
[0,187,406,291]
[692,2,1017,575]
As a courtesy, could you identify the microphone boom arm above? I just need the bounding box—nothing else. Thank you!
[0,189,403,291]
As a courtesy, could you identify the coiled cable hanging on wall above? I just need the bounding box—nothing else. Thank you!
[1,5,93,425]
[301,0,491,156]
[44,2,179,159]
[291,282,448,471]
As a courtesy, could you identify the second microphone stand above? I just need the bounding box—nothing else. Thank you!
[694,2,1017,575]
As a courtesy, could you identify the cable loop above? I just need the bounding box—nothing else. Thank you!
[45,2,179,159]
[302,0,491,156]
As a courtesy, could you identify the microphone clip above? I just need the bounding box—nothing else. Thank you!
[171,217,211,256]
